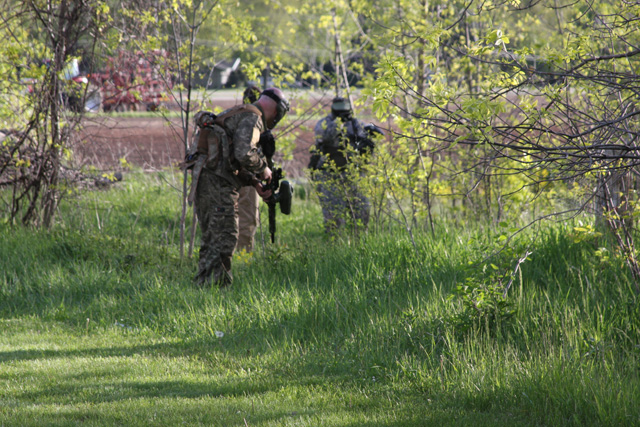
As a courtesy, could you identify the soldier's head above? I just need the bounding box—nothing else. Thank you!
[243,85,261,104]
[331,97,352,120]
[256,87,290,129]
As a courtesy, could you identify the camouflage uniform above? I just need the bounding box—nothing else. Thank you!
[311,114,371,233]
[194,106,268,287]
[315,169,370,232]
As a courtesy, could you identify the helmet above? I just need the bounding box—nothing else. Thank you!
[331,97,352,119]
[260,88,290,128]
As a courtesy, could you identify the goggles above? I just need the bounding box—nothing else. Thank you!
[331,98,352,118]
[261,89,290,128]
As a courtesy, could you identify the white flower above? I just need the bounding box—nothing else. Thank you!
[215,331,224,338]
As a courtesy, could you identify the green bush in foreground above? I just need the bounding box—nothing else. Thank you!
[1,172,639,426]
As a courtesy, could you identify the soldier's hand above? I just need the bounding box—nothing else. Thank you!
[260,167,272,183]
[194,111,215,127]
[256,182,273,200]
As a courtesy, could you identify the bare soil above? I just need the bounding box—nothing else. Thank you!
[77,116,186,171]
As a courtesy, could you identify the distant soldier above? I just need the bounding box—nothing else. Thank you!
[190,88,290,287]
[309,96,382,233]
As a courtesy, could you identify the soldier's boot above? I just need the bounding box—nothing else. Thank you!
[194,270,212,288]
[194,257,215,288]
[213,255,233,288]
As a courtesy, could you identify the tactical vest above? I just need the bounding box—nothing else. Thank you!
[195,104,263,172]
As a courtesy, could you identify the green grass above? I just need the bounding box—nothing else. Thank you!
[1,171,639,426]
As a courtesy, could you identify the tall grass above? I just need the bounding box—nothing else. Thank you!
[1,170,638,426]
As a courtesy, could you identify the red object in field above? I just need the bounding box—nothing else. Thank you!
[87,50,173,112]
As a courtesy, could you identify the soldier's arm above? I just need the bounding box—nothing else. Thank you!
[313,118,327,141]
[319,117,340,146]
[233,113,268,176]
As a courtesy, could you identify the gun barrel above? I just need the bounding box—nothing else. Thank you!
[268,202,277,243]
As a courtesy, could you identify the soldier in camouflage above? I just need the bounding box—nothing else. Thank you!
[193,87,290,287]
[309,97,379,234]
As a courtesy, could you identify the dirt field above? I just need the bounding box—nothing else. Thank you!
[76,99,317,179]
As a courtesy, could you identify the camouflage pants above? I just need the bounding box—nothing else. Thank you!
[236,185,260,253]
[194,168,239,287]
[315,170,370,233]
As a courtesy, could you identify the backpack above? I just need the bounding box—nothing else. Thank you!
[182,104,262,204]
[311,115,367,169]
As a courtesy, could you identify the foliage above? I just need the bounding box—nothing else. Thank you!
[450,272,517,334]
[0,1,106,227]
[346,0,640,288]
[2,1,640,422]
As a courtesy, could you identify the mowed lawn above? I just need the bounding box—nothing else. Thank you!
[1,171,639,426]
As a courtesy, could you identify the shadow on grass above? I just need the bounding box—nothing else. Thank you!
[15,377,278,403]
[1,338,445,426]
[0,340,201,364]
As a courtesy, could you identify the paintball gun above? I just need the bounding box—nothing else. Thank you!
[263,167,293,243]
[259,130,276,160]
[345,119,384,156]
[356,123,384,154]
[364,123,384,140]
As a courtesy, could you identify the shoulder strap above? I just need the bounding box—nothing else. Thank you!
[214,104,262,128]
[196,128,211,155]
